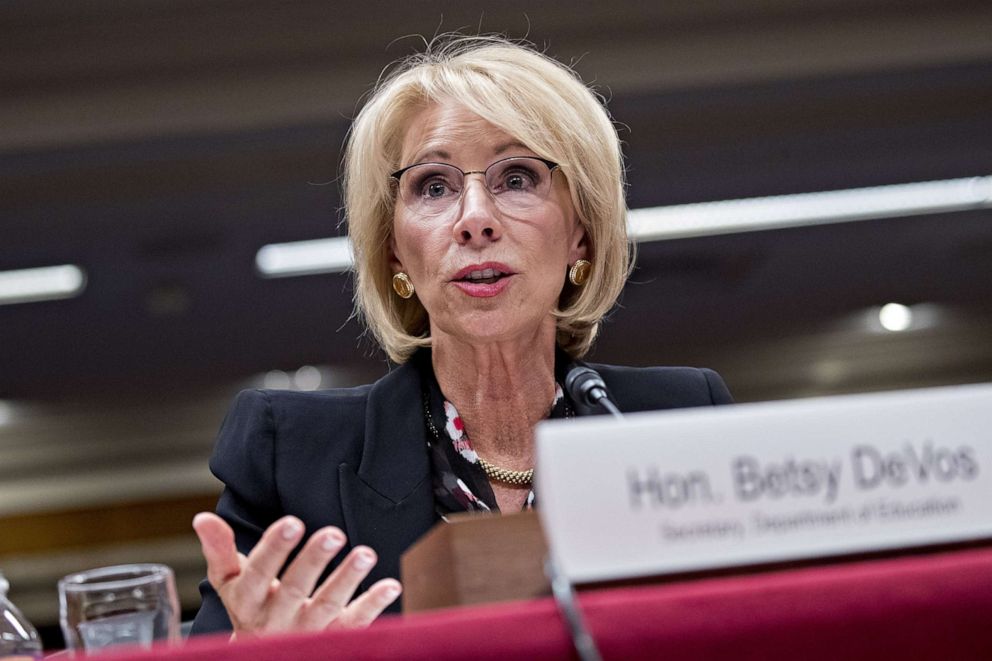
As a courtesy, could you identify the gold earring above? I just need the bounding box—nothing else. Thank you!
[392,272,415,299]
[568,259,592,286]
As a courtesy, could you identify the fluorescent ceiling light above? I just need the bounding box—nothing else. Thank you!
[0,264,86,305]
[254,175,991,277]
[878,303,913,332]
[0,400,12,427]
[255,237,353,278]
[628,175,992,241]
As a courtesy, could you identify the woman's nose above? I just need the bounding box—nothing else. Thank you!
[452,177,503,246]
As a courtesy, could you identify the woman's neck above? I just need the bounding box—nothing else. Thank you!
[431,325,557,467]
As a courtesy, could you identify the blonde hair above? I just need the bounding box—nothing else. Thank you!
[344,35,631,363]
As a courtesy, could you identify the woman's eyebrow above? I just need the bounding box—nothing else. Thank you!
[408,141,531,165]
[494,141,530,155]
[408,148,451,164]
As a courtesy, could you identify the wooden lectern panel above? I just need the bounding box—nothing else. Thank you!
[400,510,550,612]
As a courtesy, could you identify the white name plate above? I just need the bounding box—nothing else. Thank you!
[535,383,992,584]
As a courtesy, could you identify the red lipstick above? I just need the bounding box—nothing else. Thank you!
[450,262,515,298]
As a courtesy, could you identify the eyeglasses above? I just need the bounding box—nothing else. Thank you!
[390,156,559,217]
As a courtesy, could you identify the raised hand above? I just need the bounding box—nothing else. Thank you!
[192,512,402,636]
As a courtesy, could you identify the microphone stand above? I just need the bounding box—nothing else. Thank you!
[594,396,624,420]
[544,365,623,661]
[564,365,625,421]
[545,557,603,661]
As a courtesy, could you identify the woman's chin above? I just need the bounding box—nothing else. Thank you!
[436,311,555,349]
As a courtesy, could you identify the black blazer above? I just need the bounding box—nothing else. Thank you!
[190,359,731,634]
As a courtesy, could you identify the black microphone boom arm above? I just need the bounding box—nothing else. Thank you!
[564,365,624,420]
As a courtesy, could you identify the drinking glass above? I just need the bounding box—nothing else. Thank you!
[58,564,180,654]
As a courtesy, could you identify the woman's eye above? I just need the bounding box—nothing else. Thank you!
[501,169,538,191]
[425,181,448,198]
[506,174,527,190]
[411,172,456,200]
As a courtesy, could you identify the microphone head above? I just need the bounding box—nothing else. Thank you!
[565,365,608,408]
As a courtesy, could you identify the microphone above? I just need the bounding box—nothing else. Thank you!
[564,365,624,419]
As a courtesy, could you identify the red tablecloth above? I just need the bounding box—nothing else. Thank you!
[107,546,992,660]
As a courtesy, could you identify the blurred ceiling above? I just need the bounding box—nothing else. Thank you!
[2,0,992,628]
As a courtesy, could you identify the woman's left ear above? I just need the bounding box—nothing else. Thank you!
[388,235,405,275]
[568,223,588,264]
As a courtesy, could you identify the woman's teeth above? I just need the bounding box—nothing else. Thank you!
[463,268,504,284]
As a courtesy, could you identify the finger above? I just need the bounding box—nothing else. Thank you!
[192,512,242,591]
[278,527,347,600]
[331,578,402,629]
[267,527,347,629]
[300,546,378,628]
[230,516,305,609]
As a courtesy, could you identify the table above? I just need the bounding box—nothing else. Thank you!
[107,546,992,660]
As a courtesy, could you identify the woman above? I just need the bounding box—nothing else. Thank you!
[191,35,732,636]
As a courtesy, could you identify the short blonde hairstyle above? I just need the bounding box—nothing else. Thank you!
[344,35,631,363]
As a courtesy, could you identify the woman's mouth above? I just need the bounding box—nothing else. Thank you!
[459,267,508,285]
[451,263,515,297]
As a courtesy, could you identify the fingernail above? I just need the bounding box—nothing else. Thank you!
[385,585,401,600]
[321,531,344,552]
[354,550,374,570]
[282,519,302,541]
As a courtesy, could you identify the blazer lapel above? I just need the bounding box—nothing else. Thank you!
[338,358,436,592]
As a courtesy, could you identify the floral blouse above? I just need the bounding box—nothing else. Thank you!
[416,349,574,517]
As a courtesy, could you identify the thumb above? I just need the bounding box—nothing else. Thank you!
[193,512,242,590]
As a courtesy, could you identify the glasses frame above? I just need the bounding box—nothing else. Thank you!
[390,156,560,214]
[390,155,558,182]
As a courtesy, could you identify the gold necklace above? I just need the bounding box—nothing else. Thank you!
[476,456,533,486]
[422,388,572,487]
